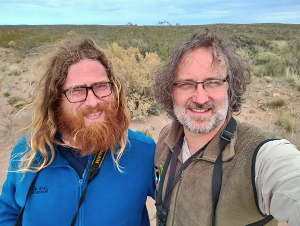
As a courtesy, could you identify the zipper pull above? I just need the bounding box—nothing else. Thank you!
[79,179,84,187]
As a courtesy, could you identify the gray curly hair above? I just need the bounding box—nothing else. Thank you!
[155,29,251,119]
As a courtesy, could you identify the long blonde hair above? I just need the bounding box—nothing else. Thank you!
[19,37,130,172]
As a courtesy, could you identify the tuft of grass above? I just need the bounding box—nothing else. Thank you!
[266,97,285,108]
[274,116,296,133]
[12,56,22,64]
[7,96,27,106]
[3,92,10,97]
[1,65,8,72]
[8,70,21,76]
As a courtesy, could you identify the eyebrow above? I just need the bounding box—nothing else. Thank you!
[64,81,110,91]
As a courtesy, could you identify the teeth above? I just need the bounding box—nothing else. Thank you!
[87,111,101,116]
[191,108,207,113]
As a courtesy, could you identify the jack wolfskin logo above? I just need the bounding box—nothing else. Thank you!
[33,186,48,194]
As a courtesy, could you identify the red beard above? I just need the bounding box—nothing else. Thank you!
[56,101,124,156]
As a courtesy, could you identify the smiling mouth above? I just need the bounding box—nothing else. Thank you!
[86,111,102,116]
[190,108,209,113]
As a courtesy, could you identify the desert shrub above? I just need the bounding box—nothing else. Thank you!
[8,70,21,76]
[106,43,161,121]
[266,97,285,108]
[12,56,22,63]
[0,65,8,72]
[7,96,27,106]
[2,75,17,88]
[275,116,296,133]
[3,92,10,97]
[253,51,285,77]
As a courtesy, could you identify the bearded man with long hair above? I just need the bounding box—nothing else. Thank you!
[0,37,156,226]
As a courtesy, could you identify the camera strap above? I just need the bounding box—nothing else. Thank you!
[70,151,107,226]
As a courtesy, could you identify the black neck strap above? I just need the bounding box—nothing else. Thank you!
[15,151,107,226]
[156,117,236,226]
[71,151,107,226]
[211,117,236,226]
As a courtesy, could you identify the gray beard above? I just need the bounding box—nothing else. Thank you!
[174,98,228,134]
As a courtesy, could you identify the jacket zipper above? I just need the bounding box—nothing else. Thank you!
[77,159,90,226]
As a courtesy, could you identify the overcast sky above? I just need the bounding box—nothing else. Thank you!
[0,0,299,25]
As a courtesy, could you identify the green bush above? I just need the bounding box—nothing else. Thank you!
[7,96,27,106]
[275,116,296,133]
[266,97,285,108]
[12,56,22,63]
[3,92,10,97]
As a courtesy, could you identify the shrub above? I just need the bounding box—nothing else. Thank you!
[12,56,22,63]
[7,96,27,106]
[275,116,296,133]
[266,97,285,108]
[8,70,21,76]
[0,65,8,72]
[106,43,161,121]
[254,51,285,77]
[3,92,10,97]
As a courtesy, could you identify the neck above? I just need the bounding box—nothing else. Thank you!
[183,120,225,155]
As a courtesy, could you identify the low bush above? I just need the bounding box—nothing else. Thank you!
[7,96,27,106]
[106,43,161,121]
[266,97,285,108]
[275,116,296,133]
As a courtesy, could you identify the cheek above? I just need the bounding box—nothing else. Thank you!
[173,90,189,107]
[213,90,228,106]
[62,98,81,114]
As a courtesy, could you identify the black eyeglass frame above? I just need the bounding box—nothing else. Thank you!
[173,79,227,92]
[62,81,113,103]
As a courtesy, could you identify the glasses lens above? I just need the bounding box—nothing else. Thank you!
[174,82,196,94]
[66,87,87,102]
[93,82,112,98]
[203,80,225,92]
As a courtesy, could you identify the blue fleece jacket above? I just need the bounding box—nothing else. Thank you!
[0,129,156,226]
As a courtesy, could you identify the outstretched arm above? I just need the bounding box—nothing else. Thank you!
[255,139,300,225]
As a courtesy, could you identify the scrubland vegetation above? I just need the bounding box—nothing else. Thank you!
[0,24,300,147]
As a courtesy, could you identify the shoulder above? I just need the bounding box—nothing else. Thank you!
[128,129,156,148]
[236,121,276,141]
[258,139,299,157]
[9,135,30,170]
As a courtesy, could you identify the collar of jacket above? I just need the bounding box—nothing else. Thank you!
[164,111,237,163]
[33,131,63,165]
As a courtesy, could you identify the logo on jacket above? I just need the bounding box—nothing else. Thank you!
[33,186,48,194]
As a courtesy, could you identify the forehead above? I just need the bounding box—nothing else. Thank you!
[176,47,227,80]
[63,59,109,89]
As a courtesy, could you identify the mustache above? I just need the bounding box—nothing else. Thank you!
[185,101,215,109]
[77,104,110,117]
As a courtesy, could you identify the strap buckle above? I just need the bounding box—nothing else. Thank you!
[220,130,234,142]
[156,204,168,226]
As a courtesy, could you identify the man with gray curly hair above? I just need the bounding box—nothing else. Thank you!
[154,30,300,226]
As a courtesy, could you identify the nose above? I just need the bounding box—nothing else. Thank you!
[192,83,209,104]
[84,89,99,107]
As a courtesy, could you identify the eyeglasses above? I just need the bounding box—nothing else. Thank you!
[173,79,227,94]
[62,82,113,103]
